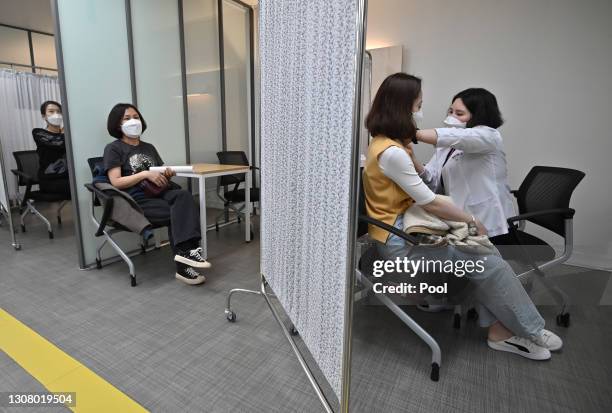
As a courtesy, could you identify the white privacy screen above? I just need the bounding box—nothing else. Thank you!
[259,0,359,398]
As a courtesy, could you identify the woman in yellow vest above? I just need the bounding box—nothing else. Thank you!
[363,73,561,360]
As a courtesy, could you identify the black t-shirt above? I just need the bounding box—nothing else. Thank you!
[103,139,164,198]
[32,128,67,181]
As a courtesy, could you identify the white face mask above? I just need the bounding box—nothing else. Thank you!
[121,118,142,138]
[443,115,466,128]
[412,109,424,121]
[47,113,63,127]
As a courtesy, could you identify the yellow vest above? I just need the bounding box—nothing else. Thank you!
[363,136,415,243]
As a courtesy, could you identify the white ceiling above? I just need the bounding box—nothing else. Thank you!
[0,0,54,33]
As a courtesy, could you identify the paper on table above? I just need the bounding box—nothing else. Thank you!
[149,166,194,173]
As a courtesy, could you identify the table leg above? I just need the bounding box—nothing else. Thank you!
[246,171,251,242]
[199,176,208,259]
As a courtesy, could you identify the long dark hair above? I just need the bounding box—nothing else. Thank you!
[106,103,148,139]
[452,88,504,128]
[365,73,421,144]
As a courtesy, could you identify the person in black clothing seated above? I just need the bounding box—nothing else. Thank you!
[103,103,210,285]
[32,101,71,196]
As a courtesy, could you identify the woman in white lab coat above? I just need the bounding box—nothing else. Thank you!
[412,88,515,238]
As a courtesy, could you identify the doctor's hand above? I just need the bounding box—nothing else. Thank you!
[405,143,426,174]
[475,220,488,236]
[405,143,414,157]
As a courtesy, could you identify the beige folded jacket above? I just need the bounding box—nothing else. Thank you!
[403,195,495,254]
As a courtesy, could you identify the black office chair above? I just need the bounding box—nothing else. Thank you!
[490,166,585,327]
[11,150,71,239]
[84,157,170,286]
[215,151,260,232]
[355,171,444,381]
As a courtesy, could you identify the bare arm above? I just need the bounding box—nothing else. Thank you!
[411,153,426,174]
[415,129,438,145]
[422,196,487,235]
[107,167,168,189]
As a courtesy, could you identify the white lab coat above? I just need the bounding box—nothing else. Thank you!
[419,126,516,237]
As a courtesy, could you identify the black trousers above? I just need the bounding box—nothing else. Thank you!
[137,189,201,253]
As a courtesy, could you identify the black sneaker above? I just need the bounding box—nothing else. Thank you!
[175,264,206,285]
[174,246,211,269]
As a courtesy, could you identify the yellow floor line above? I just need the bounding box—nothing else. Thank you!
[0,308,148,413]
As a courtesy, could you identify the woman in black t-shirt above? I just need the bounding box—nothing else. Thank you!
[103,103,210,285]
[32,101,71,196]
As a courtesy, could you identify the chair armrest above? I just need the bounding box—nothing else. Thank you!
[358,215,420,245]
[11,169,35,183]
[507,208,575,225]
[84,183,114,236]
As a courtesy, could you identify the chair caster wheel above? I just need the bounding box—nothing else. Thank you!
[14,244,21,251]
[130,277,137,287]
[21,224,26,232]
[57,216,62,225]
[467,308,478,321]
[556,312,570,327]
[48,231,54,239]
[290,325,299,336]
[226,310,236,322]
[453,313,461,329]
[431,362,440,382]
[96,258,102,269]
[237,216,241,223]
[215,223,219,232]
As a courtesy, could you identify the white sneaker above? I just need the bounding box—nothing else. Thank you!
[175,265,206,285]
[174,247,212,269]
[487,336,551,361]
[532,329,563,351]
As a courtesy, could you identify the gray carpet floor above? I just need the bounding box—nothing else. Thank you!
[0,203,611,412]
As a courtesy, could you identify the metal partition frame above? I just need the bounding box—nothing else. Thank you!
[51,0,86,268]
[216,0,257,172]
[224,0,368,411]
[51,0,194,268]
[0,140,21,250]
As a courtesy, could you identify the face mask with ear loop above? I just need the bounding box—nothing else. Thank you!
[46,113,63,127]
[443,115,466,128]
[411,109,424,143]
[121,119,143,138]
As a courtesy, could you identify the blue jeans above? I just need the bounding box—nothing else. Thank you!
[377,215,545,338]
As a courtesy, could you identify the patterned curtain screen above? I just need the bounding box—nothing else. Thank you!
[259,0,360,398]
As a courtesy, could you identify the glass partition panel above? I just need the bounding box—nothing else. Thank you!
[130,0,187,170]
[182,0,223,206]
[56,0,133,265]
[222,0,251,158]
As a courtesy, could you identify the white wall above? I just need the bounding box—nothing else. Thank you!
[367,0,612,269]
